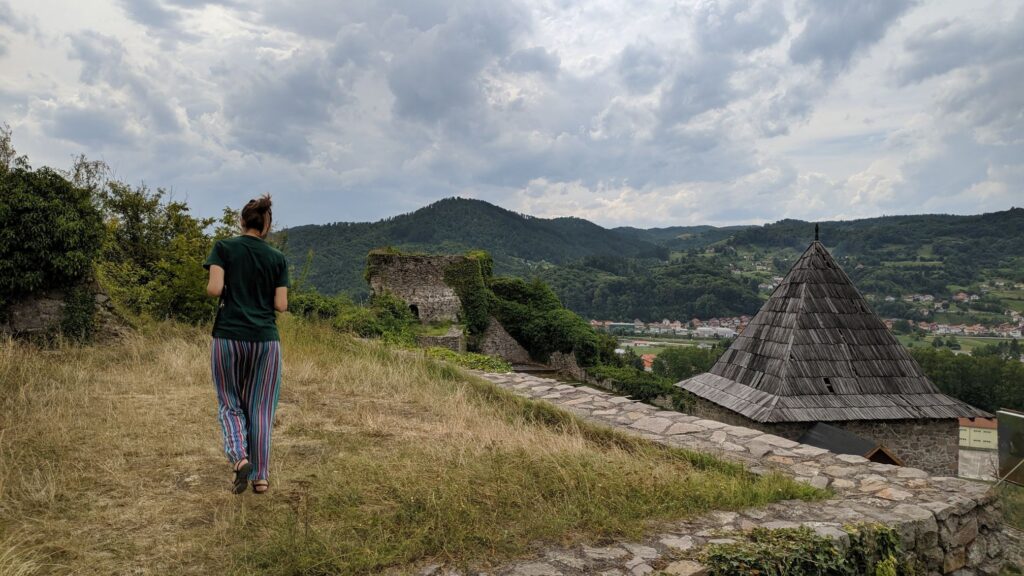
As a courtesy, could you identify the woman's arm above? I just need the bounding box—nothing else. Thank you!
[207,265,225,297]
[274,286,288,312]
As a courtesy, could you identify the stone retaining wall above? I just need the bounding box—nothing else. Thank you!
[689,397,960,476]
[471,371,1011,576]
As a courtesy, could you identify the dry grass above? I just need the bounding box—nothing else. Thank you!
[0,318,822,575]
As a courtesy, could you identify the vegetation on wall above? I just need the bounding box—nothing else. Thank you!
[700,525,911,576]
[442,251,492,336]
[332,292,418,346]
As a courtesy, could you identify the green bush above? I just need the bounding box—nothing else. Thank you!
[95,181,229,324]
[289,290,352,319]
[488,277,611,366]
[332,291,417,346]
[0,163,104,307]
[585,365,696,410]
[424,347,512,372]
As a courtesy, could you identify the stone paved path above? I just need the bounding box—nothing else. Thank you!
[439,371,1010,576]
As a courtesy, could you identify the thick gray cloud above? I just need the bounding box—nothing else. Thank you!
[0,0,1020,228]
[694,0,788,53]
[67,31,181,134]
[502,46,560,76]
[386,2,530,128]
[221,49,342,161]
[618,42,666,94]
[117,0,181,30]
[790,0,914,75]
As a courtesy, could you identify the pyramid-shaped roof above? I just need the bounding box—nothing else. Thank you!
[679,241,989,422]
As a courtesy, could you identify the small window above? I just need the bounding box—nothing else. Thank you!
[409,304,420,319]
[824,377,835,394]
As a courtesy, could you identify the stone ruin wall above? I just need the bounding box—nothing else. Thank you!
[0,281,127,341]
[477,372,1013,576]
[478,317,532,364]
[689,397,960,476]
[416,326,466,352]
[366,253,464,323]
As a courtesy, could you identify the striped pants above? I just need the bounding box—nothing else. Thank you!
[210,338,283,481]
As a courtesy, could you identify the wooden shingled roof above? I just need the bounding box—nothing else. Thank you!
[679,240,990,423]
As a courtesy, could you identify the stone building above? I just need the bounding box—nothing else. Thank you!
[678,239,989,475]
[365,252,465,323]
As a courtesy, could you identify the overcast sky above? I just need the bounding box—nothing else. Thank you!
[1,0,1022,228]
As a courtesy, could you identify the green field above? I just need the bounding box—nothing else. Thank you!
[620,337,724,357]
[896,334,1017,353]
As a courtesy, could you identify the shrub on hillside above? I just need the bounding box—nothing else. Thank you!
[96,182,230,324]
[332,291,418,346]
[488,277,614,366]
[0,155,104,307]
[290,290,352,319]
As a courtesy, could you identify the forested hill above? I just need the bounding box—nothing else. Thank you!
[281,198,666,297]
[283,200,1024,321]
[725,208,1024,297]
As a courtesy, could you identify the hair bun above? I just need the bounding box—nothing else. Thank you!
[254,194,272,212]
[241,193,273,232]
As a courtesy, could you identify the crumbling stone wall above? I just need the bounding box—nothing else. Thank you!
[0,282,127,341]
[479,317,531,363]
[549,351,585,381]
[366,253,465,323]
[689,397,959,476]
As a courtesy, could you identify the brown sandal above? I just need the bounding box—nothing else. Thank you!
[252,480,269,494]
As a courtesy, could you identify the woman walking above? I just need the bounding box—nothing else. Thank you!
[204,195,289,494]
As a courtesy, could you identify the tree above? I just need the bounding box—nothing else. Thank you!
[892,319,912,334]
[652,346,723,381]
[95,182,221,324]
[0,156,104,307]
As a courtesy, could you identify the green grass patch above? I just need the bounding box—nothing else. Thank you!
[416,322,457,337]
[998,483,1024,532]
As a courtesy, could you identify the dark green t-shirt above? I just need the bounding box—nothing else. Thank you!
[203,235,290,341]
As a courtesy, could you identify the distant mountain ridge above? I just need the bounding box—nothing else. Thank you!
[281,198,1024,321]
[281,197,666,298]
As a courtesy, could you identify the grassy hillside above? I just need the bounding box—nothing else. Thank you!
[0,318,819,575]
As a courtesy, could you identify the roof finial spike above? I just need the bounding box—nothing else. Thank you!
[815,223,819,242]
